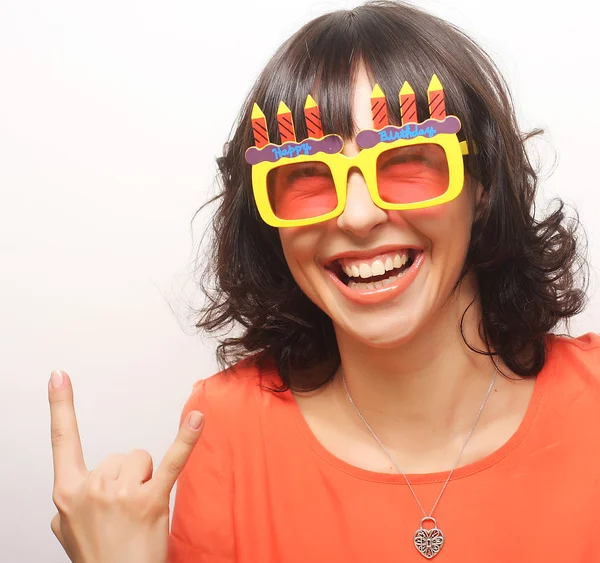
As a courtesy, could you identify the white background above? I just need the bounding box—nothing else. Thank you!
[1,1,598,560]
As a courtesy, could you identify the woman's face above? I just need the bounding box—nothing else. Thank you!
[278,64,480,347]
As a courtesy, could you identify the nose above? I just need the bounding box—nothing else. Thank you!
[336,167,388,237]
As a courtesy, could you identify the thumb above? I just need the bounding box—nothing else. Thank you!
[152,410,204,493]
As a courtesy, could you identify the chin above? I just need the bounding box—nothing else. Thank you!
[334,310,426,349]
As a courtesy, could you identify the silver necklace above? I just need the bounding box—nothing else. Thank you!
[341,364,497,559]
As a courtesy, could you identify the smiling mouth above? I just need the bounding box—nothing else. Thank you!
[326,249,418,289]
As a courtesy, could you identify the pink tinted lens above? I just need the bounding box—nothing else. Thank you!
[267,161,337,221]
[376,144,449,204]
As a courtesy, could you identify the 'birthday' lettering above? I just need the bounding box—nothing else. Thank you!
[378,125,438,143]
[272,142,313,161]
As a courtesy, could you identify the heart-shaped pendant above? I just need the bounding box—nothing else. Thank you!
[413,517,445,559]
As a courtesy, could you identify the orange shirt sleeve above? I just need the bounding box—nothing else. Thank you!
[168,377,236,563]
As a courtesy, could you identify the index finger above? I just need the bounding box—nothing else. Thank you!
[152,411,204,493]
[48,370,87,482]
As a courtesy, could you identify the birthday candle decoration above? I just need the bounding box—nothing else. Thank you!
[251,103,269,149]
[304,94,324,139]
[427,74,446,120]
[277,101,296,143]
[399,81,418,124]
[370,84,389,129]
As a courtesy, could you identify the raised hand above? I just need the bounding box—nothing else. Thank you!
[48,369,204,563]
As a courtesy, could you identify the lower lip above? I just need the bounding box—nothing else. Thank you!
[326,251,425,306]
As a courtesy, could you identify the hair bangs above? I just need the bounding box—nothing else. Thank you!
[249,12,359,144]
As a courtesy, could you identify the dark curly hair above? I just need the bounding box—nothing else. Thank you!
[192,0,588,392]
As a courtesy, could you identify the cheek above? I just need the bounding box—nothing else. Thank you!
[399,193,474,222]
[401,205,447,221]
[389,196,474,250]
[279,226,324,281]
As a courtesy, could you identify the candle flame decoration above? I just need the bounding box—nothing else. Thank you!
[427,74,446,120]
[249,75,450,149]
[251,95,327,148]
[277,101,296,144]
[373,76,447,129]
[251,103,269,149]
[399,81,418,125]
[304,94,324,139]
[370,84,390,129]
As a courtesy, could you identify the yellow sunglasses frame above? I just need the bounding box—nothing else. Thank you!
[250,130,470,228]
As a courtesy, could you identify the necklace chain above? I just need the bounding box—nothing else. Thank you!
[340,363,497,519]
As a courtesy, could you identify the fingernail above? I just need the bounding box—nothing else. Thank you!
[188,411,204,431]
[49,370,64,389]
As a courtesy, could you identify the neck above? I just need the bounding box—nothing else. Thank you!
[333,275,500,442]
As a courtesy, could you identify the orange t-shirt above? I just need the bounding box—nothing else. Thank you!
[168,333,600,562]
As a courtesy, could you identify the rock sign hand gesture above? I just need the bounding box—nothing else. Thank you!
[48,369,204,563]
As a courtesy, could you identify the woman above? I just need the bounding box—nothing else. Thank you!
[48,1,599,562]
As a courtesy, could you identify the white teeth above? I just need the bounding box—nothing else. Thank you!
[359,263,372,278]
[342,253,410,278]
[347,272,403,291]
[337,250,415,281]
[371,260,385,276]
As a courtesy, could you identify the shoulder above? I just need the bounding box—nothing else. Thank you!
[170,359,281,558]
[547,332,600,377]
[178,355,283,433]
[542,331,600,404]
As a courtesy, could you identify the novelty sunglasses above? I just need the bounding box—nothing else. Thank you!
[244,75,471,228]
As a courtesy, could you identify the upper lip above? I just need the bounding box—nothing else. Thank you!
[322,244,424,267]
